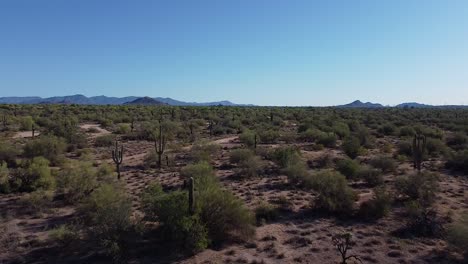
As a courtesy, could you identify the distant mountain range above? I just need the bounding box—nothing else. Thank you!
[0,95,246,106]
[124,97,167,105]
[337,100,468,109]
[337,100,384,108]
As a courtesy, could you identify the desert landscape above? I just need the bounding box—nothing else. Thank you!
[0,104,467,264]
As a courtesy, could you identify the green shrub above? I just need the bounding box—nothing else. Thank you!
[20,190,54,214]
[13,157,55,192]
[399,126,416,137]
[446,132,467,150]
[308,170,357,215]
[284,158,309,184]
[191,140,220,162]
[94,134,116,147]
[0,142,19,167]
[230,149,254,164]
[404,201,444,237]
[180,161,218,191]
[396,172,439,204]
[369,156,396,173]
[332,122,350,139]
[258,129,280,144]
[447,213,468,260]
[342,136,361,159]
[23,136,66,165]
[358,187,392,220]
[81,184,133,259]
[255,202,279,225]
[336,159,360,179]
[445,150,468,174]
[397,141,413,157]
[115,124,130,134]
[357,166,384,187]
[57,160,101,203]
[239,130,257,148]
[237,155,265,178]
[425,138,446,157]
[378,123,397,136]
[49,224,79,247]
[317,132,337,148]
[0,162,10,193]
[19,116,34,131]
[271,146,301,168]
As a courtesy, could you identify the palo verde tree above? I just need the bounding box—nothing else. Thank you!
[332,232,361,264]
[112,140,124,180]
[412,133,426,172]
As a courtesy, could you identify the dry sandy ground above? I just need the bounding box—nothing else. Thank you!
[13,131,40,139]
[1,126,467,264]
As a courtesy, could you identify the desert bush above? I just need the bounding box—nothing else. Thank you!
[447,213,468,260]
[180,161,218,190]
[307,170,356,215]
[20,189,54,214]
[369,156,396,173]
[342,136,362,159]
[397,141,413,157]
[86,127,100,133]
[358,187,392,220]
[141,183,209,252]
[81,184,133,260]
[284,158,309,183]
[191,140,220,162]
[49,224,79,247]
[446,132,468,150]
[396,172,439,203]
[404,201,444,237]
[13,157,55,192]
[255,202,279,225]
[299,128,321,142]
[230,149,254,164]
[258,129,280,144]
[425,138,447,157]
[317,132,337,148]
[336,159,360,179]
[115,124,130,134]
[0,162,10,193]
[94,134,116,147]
[19,116,34,131]
[239,130,257,148]
[332,122,350,139]
[0,142,19,167]
[271,146,301,168]
[445,150,468,174]
[57,160,100,203]
[378,123,397,136]
[357,166,384,187]
[23,136,66,165]
[237,155,265,178]
[399,126,416,137]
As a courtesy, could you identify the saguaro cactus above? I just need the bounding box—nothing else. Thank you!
[188,177,194,215]
[112,141,124,179]
[208,120,214,136]
[32,124,35,138]
[130,118,135,132]
[412,133,426,172]
[254,133,258,149]
[154,123,166,168]
[1,115,7,130]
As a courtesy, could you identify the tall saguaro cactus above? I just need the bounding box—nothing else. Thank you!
[154,123,166,168]
[112,140,124,180]
[32,124,35,138]
[1,115,7,130]
[412,133,426,172]
[188,177,194,215]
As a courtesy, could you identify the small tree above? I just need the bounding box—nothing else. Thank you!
[111,141,123,180]
[332,232,362,264]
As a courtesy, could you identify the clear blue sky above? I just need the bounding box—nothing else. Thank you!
[0,0,467,106]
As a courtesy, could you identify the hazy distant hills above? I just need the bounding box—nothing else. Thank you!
[0,95,243,106]
[124,97,167,105]
[337,100,384,108]
[337,100,468,109]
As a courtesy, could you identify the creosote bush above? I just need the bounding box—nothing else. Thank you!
[191,140,220,162]
[342,136,362,159]
[447,213,468,261]
[357,166,384,187]
[255,202,279,225]
[358,187,392,220]
[336,159,360,179]
[306,170,357,215]
[81,183,133,260]
[23,136,66,165]
[396,172,439,203]
[369,155,396,173]
[94,134,116,147]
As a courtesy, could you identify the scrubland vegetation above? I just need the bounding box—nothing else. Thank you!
[0,104,467,263]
